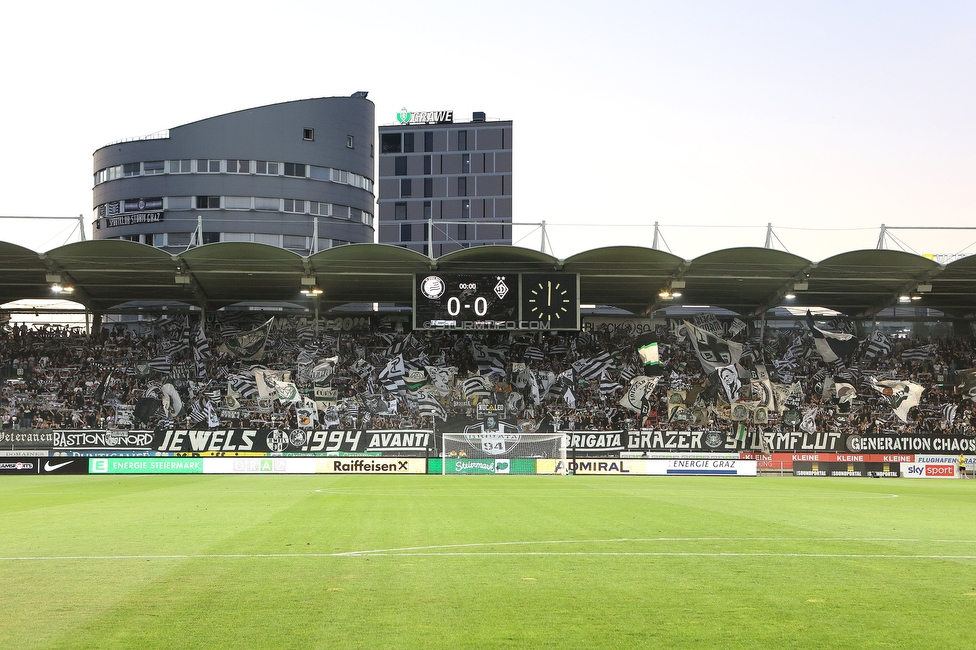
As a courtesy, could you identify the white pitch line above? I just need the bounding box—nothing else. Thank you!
[0,552,975,561]
[333,536,976,555]
[3,537,976,562]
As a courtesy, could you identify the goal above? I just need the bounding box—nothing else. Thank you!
[440,432,568,475]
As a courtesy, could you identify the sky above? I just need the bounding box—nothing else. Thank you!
[1,0,974,262]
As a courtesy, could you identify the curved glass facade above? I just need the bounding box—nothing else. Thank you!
[92,96,376,253]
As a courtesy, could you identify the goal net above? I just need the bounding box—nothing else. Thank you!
[440,433,568,475]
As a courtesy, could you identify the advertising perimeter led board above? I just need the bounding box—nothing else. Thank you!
[413,273,579,331]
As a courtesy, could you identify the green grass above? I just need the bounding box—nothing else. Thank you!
[0,475,974,649]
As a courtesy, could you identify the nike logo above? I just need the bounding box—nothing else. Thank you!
[44,460,73,472]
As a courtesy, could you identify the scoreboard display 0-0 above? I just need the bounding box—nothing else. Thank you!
[413,273,579,331]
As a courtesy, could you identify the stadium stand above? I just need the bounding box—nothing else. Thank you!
[1,313,974,437]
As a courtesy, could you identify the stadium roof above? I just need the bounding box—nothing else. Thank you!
[0,240,971,319]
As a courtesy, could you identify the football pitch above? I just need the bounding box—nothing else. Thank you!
[1,475,974,649]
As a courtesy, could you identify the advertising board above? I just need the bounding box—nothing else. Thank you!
[89,458,204,474]
[902,462,957,478]
[316,458,426,474]
[536,458,757,476]
[0,457,39,474]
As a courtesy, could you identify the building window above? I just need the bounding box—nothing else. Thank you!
[169,159,191,174]
[462,199,470,219]
[395,156,407,176]
[381,133,401,153]
[400,223,412,242]
[202,232,220,244]
[226,159,249,174]
[167,196,192,210]
[254,197,280,211]
[303,128,314,141]
[168,233,192,247]
[423,155,431,175]
[256,161,279,175]
[457,130,467,151]
[394,202,407,220]
[423,201,432,220]
[144,160,165,175]
[123,163,140,177]
[458,224,467,240]
[363,211,374,227]
[424,178,433,198]
[346,135,354,148]
[424,131,433,152]
[224,196,251,210]
[458,177,467,197]
[400,178,412,197]
[461,153,470,174]
[403,132,414,153]
[95,165,123,184]
[196,196,220,209]
[284,162,306,177]
[152,233,167,247]
[283,199,306,213]
[197,159,220,173]
[283,235,307,249]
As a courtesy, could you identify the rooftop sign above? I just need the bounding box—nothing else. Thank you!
[396,108,453,125]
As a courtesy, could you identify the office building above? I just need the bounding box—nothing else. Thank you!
[377,110,512,256]
[92,95,375,253]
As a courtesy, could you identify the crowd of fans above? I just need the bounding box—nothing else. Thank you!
[1,312,974,436]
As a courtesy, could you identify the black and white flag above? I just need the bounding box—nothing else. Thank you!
[572,351,613,381]
[683,320,742,374]
[148,356,172,375]
[619,376,659,413]
[958,368,976,404]
[462,375,493,400]
[869,377,924,423]
[220,318,273,360]
[310,357,339,385]
[864,331,892,359]
[714,365,741,405]
[806,311,858,363]
[901,344,936,363]
[942,403,958,426]
[424,366,457,396]
[418,394,448,422]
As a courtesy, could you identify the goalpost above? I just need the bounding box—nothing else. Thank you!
[440,432,568,475]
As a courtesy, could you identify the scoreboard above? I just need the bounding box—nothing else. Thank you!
[413,273,580,331]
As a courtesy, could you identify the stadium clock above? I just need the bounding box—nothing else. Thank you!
[520,273,580,330]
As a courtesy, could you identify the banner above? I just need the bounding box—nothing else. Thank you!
[154,428,433,454]
[54,430,155,451]
[32,428,976,457]
[0,429,55,450]
[565,432,627,451]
